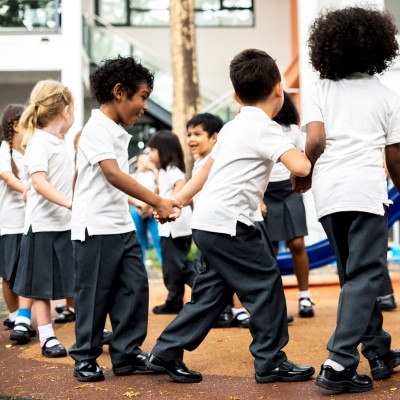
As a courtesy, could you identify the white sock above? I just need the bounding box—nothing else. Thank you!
[14,316,31,331]
[299,290,311,299]
[378,294,393,300]
[38,323,59,348]
[68,307,75,313]
[324,359,345,371]
[8,310,18,322]
[232,307,248,320]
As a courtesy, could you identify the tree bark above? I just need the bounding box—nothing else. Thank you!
[169,0,200,178]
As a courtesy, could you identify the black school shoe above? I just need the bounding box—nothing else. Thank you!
[369,350,400,380]
[315,365,373,393]
[152,302,183,315]
[113,352,152,375]
[3,318,15,329]
[55,304,68,314]
[378,295,397,311]
[41,336,67,358]
[213,310,233,328]
[74,360,105,382]
[10,323,37,344]
[145,354,202,383]
[54,309,76,324]
[255,360,314,383]
[298,298,315,318]
[230,311,250,328]
[100,328,113,346]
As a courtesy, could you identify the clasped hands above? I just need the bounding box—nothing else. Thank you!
[153,197,183,224]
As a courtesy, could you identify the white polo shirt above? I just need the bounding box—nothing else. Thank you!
[269,124,305,182]
[158,166,192,238]
[191,154,210,207]
[302,74,400,220]
[191,106,294,236]
[23,129,72,233]
[0,142,25,235]
[71,109,135,241]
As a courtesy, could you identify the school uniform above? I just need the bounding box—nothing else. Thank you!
[12,130,73,300]
[263,124,308,242]
[0,142,25,281]
[158,166,194,306]
[151,106,294,372]
[302,73,400,368]
[69,109,148,365]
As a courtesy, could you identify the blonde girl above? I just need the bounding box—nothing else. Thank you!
[11,80,74,358]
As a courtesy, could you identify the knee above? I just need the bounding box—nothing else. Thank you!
[288,238,305,255]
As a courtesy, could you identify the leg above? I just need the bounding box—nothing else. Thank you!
[10,296,36,344]
[147,216,163,263]
[131,208,147,263]
[377,264,397,310]
[2,279,18,313]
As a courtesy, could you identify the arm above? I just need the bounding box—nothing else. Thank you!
[292,121,326,193]
[99,159,179,218]
[32,171,72,209]
[385,143,400,191]
[279,149,311,177]
[0,171,29,194]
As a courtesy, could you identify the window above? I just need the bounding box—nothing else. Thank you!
[96,0,254,27]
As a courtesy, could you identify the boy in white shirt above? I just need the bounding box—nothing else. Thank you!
[69,56,178,382]
[296,7,400,393]
[146,49,314,384]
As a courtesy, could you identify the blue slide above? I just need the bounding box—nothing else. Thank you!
[277,186,400,275]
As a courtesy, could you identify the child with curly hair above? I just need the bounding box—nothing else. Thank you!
[294,6,400,393]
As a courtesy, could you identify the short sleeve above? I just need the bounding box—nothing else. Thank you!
[386,95,400,145]
[81,123,116,165]
[0,144,11,174]
[301,81,324,131]
[25,138,49,174]
[260,121,294,162]
[166,166,185,186]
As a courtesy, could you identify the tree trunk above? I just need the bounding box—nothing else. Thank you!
[169,0,200,178]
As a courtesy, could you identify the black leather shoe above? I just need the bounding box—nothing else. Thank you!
[145,354,202,383]
[55,304,68,314]
[298,298,314,318]
[230,311,250,328]
[378,295,397,311]
[369,350,400,380]
[256,360,314,383]
[315,365,373,392]
[100,328,113,346]
[10,323,37,344]
[287,315,294,324]
[152,302,183,315]
[54,310,76,324]
[113,352,152,375]
[74,360,105,382]
[213,310,233,328]
[3,318,15,329]
[41,337,67,358]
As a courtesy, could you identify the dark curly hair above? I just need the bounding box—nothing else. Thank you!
[147,130,186,173]
[308,7,399,80]
[90,56,154,104]
[273,91,299,127]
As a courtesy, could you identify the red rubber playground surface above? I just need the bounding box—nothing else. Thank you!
[1,269,400,400]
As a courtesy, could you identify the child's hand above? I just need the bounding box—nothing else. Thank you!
[291,173,312,193]
[22,186,31,204]
[154,197,183,223]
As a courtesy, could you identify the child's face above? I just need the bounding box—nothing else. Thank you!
[118,83,151,128]
[148,147,160,169]
[187,124,217,158]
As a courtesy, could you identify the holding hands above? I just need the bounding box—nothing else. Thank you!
[154,197,183,224]
[291,173,312,194]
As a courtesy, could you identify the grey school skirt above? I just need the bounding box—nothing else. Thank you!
[0,234,22,281]
[263,179,308,242]
[12,228,74,300]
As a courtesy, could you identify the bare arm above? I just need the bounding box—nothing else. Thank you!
[99,159,179,218]
[385,143,400,191]
[1,171,29,194]
[279,149,311,177]
[32,171,72,209]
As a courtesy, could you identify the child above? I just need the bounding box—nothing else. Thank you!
[129,151,162,266]
[0,104,34,337]
[264,91,314,318]
[12,80,75,358]
[68,56,178,382]
[295,7,400,393]
[147,130,195,314]
[146,48,314,384]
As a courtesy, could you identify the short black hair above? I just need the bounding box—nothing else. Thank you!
[147,130,186,173]
[90,56,154,104]
[229,49,281,105]
[186,113,224,137]
[308,7,399,80]
[273,92,299,127]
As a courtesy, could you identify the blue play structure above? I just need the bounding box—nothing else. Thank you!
[277,186,400,275]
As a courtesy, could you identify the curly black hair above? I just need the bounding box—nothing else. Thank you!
[308,7,399,80]
[273,92,299,127]
[90,56,154,104]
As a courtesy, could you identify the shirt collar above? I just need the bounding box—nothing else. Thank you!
[35,129,64,144]
[238,106,271,120]
[91,109,131,139]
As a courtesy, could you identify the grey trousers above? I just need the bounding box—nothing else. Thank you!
[152,222,289,372]
[69,231,149,364]
[320,210,391,368]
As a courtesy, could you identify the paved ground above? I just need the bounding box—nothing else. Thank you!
[1,266,400,400]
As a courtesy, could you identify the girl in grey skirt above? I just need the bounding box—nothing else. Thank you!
[12,80,75,358]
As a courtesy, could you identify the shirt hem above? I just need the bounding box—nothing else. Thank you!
[317,205,387,220]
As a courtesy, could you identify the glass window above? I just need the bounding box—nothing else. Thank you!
[97,0,254,27]
[386,0,400,32]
